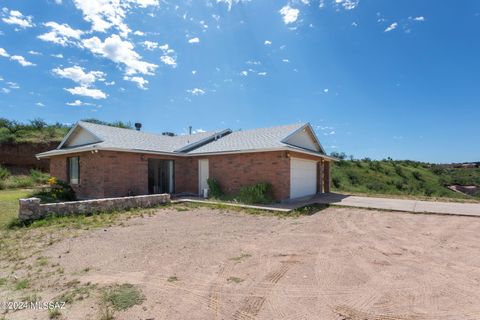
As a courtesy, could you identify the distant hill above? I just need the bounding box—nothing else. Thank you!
[0,118,132,144]
[332,159,480,201]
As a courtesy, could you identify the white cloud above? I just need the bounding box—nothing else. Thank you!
[323,130,336,135]
[279,5,299,24]
[133,30,145,36]
[240,70,248,76]
[160,55,177,68]
[2,9,35,28]
[188,37,200,44]
[0,47,8,57]
[142,40,158,50]
[413,16,425,21]
[66,99,95,106]
[282,59,290,63]
[28,50,41,55]
[38,21,84,46]
[35,102,45,107]
[10,55,35,67]
[0,49,35,66]
[264,40,272,45]
[192,128,206,134]
[1,88,10,94]
[334,0,359,10]
[384,22,398,32]
[123,75,148,89]
[51,53,64,58]
[187,88,205,95]
[192,70,197,75]
[82,34,158,75]
[72,0,159,37]
[257,72,267,76]
[53,66,106,86]
[6,81,19,89]
[216,0,249,11]
[323,88,329,93]
[65,86,107,99]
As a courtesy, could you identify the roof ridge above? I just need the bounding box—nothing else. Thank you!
[79,121,218,139]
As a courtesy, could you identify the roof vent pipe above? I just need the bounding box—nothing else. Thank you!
[134,123,142,131]
[189,126,192,135]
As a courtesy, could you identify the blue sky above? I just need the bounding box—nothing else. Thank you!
[0,0,479,163]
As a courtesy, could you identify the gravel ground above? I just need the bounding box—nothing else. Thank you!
[5,206,480,320]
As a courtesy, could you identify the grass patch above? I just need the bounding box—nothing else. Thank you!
[102,283,145,311]
[55,282,97,304]
[14,279,29,290]
[227,276,244,283]
[167,276,178,282]
[229,252,251,262]
[48,308,62,319]
[0,188,33,229]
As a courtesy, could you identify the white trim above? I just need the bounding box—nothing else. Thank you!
[37,145,337,161]
[281,122,326,154]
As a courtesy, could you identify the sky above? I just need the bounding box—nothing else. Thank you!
[0,0,479,163]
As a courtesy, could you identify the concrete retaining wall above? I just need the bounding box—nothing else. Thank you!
[18,193,170,221]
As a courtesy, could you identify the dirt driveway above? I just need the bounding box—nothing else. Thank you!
[6,206,480,319]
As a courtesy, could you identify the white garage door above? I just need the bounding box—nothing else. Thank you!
[290,158,317,199]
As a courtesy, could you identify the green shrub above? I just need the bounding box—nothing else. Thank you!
[29,169,50,184]
[11,176,34,188]
[102,283,144,311]
[237,182,272,204]
[332,176,342,189]
[207,178,223,198]
[412,170,423,181]
[31,179,76,203]
[347,172,360,185]
[0,166,10,180]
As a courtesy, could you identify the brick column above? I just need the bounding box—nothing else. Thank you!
[323,161,331,193]
[317,160,323,193]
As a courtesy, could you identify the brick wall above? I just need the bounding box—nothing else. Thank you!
[206,151,291,200]
[49,150,326,201]
[50,151,196,199]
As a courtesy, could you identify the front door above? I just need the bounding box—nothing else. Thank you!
[198,159,209,195]
[148,159,174,194]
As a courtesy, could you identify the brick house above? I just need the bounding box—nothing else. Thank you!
[37,121,335,201]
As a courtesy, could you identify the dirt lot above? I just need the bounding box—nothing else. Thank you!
[2,205,480,320]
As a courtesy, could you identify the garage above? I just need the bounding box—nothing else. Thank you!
[290,157,317,199]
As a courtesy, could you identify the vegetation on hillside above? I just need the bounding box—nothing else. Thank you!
[331,158,480,200]
[0,118,132,144]
[0,165,50,190]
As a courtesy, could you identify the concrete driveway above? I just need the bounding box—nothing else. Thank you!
[284,193,480,217]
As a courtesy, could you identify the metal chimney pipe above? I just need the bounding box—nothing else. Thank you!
[188,126,192,135]
[134,123,142,131]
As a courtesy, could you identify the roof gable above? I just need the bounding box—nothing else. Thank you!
[281,124,324,153]
[187,123,307,154]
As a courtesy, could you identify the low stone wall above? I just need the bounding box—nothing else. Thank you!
[18,194,170,222]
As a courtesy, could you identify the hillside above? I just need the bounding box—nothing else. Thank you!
[0,118,132,144]
[331,159,480,201]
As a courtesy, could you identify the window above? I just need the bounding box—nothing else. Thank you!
[68,157,80,185]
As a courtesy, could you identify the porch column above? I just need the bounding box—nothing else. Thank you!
[323,161,331,193]
[317,160,323,193]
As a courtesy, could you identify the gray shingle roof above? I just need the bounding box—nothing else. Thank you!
[70,121,224,153]
[187,123,306,154]
[37,121,328,158]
